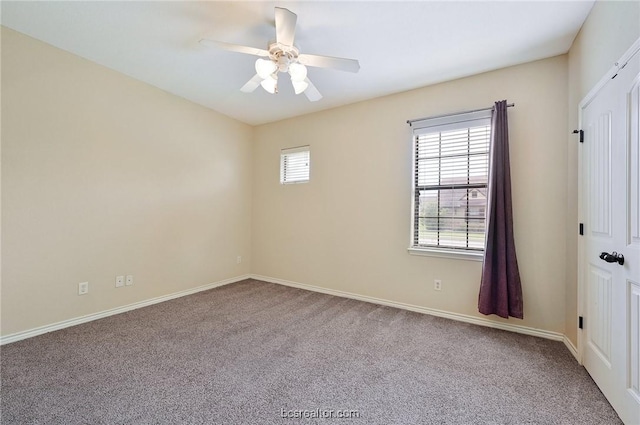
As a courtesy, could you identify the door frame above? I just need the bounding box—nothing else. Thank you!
[577,37,640,364]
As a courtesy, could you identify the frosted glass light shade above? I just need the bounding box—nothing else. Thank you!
[292,79,309,95]
[260,75,278,94]
[289,62,307,82]
[255,58,277,79]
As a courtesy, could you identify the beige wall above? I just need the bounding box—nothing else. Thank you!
[565,1,640,346]
[1,28,253,336]
[252,56,569,334]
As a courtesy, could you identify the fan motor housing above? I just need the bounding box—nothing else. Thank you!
[268,42,299,72]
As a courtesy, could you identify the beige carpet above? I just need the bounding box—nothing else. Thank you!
[1,279,621,424]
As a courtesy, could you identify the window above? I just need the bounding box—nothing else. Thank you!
[280,146,310,184]
[410,110,491,257]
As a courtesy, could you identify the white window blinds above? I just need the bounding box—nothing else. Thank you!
[280,146,310,184]
[411,110,491,252]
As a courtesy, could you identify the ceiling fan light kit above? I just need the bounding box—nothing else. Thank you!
[292,79,309,95]
[255,58,277,80]
[254,47,307,95]
[200,7,360,102]
[288,62,307,82]
[260,74,278,94]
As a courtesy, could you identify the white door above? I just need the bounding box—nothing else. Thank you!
[582,48,640,425]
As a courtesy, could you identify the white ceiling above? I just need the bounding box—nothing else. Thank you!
[1,1,594,126]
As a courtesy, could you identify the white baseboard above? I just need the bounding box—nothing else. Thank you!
[251,274,566,343]
[2,272,579,362]
[563,335,580,362]
[0,274,251,345]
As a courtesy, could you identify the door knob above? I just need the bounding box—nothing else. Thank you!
[599,251,624,266]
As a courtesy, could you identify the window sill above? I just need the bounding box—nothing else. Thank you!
[407,247,484,262]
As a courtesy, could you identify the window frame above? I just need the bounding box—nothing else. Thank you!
[280,145,310,185]
[408,110,491,261]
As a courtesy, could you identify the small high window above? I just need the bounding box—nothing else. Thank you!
[280,146,310,184]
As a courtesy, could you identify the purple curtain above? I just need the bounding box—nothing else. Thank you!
[478,100,523,319]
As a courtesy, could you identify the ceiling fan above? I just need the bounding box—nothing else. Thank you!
[199,7,360,102]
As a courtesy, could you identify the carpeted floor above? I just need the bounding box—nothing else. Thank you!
[1,279,621,424]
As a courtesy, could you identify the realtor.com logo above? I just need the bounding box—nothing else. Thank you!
[280,408,361,419]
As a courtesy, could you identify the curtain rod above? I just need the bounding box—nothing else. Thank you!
[406,103,515,126]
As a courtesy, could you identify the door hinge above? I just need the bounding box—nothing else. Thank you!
[579,223,584,235]
[579,316,584,329]
[572,129,584,143]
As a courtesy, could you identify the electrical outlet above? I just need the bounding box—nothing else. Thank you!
[125,275,134,286]
[78,282,89,295]
[434,279,442,291]
[236,256,242,264]
[115,276,124,288]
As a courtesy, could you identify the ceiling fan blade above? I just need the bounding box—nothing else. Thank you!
[298,54,360,73]
[240,74,263,93]
[199,39,269,57]
[275,7,297,47]
[303,78,322,102]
